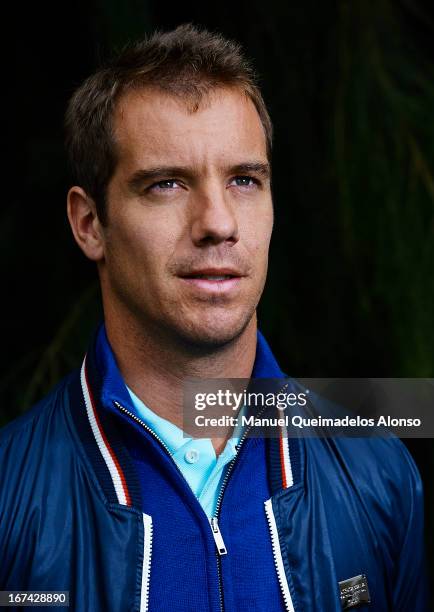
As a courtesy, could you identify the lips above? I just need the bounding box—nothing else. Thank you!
[178,268,244,279]
[177,268,245,294]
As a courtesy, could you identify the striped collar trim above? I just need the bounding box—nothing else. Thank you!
[279,427,294,489]
[268,422,303,495]
[81,355,132,506]
[69,352,142,509]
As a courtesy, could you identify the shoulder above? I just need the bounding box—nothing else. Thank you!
[332,435,422,495]
[0,372,75,437]
[294,382,423,506]
[0,371,79,484]
[308,435,423,532]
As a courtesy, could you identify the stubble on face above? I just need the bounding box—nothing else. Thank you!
[98,86,273,351]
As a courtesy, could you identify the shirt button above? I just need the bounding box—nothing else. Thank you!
[185,448,200,464]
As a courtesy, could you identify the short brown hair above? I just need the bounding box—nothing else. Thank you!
[65,23,273,223]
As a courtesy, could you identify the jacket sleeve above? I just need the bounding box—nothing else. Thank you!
[391,441,430,611]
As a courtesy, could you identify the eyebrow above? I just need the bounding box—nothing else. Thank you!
[127,161,271,191]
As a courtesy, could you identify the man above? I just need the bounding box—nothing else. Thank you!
[0,24,428,611]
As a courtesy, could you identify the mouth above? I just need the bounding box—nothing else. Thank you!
[177,268,245,294]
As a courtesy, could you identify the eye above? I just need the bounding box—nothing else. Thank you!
[148,179,181,192]
[229,176,259,188]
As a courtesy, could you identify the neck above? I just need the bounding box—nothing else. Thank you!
[104,308,257,454]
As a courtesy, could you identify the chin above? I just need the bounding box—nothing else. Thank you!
[174,311,256,350]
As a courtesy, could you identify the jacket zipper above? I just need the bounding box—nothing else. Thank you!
[114,380,289,612]
[141,513,153,612]
[114,401,232,611]
[264,499,295,612]
[210,381,290,612]
[211,413,259,612]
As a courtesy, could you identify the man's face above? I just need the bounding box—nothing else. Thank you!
[100,86,273,348]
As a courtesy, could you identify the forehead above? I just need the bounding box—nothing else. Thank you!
[112,86,268,170]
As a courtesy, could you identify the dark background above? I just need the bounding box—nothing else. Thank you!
[2,0,433,599]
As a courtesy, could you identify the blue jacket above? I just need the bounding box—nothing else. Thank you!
[0,327,428,611]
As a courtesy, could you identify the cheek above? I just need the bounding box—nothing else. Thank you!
[243,208,273,257]
[108,215,173,268]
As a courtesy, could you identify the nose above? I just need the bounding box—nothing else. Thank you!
[190,185,240,247]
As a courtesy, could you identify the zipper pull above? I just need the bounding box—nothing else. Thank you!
[210,517,227,555]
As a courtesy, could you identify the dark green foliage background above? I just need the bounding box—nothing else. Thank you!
[2,0,433,593]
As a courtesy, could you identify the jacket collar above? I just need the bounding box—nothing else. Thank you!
[71,322,303,508]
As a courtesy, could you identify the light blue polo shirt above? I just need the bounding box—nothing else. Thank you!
[126,386,244,517]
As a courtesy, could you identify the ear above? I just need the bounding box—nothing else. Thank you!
[67,186,105,261]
